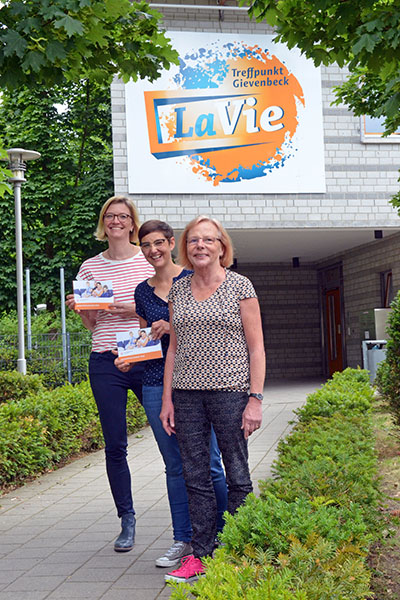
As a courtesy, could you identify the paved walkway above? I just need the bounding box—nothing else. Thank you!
[0,379,322,600]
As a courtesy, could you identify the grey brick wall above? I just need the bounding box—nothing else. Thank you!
[236,264,322,379]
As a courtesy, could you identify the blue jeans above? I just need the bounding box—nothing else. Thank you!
[89,351,144,518]
[142,385,228,543]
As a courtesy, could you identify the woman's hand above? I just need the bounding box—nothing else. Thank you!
[65,294,97,331]
[151,319,170,340]
[112,350,133,373]
[106,302,137,319]
[66,293,77,312]
[241,397,262,440]
[160,396,175,436]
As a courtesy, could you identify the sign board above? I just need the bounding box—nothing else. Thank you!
[125,32,325,194]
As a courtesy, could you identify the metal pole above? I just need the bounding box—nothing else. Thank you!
[26,267,32,351]
[66,332,72,384]
[14,181,26,374]
[60,267,67,369]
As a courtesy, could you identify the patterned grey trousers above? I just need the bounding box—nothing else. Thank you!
[173,389,253,559]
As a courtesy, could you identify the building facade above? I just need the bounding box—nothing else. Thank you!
[110,2,400,379]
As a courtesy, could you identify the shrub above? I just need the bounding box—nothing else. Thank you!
[0,309,88,335]
[169,368,380,600]
[170,538,371,600]
[295,368,373,423]
[0,404,53,482]
[261,415,379,510]
[169,550,309,600]
[219,493,373,556]
[0,310,91,386]
[0,378,146,486]
[0,370,45,404]
[375,290,400,425]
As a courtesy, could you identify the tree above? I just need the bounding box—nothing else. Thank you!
[0,0,178,88]
[0,81,113,310]
[244,0,400,135]
[0,0,179,196]
[0,148,11,198]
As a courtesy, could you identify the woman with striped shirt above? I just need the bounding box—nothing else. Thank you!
[66,195,154,553]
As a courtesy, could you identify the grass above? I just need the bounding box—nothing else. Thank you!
[369,401,400,600]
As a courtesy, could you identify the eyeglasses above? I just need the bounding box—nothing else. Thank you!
[187,236,221,246]
[140,239,168,250]
[104,213,132,223]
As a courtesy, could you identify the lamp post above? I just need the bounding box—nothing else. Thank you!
[6,148,41,374]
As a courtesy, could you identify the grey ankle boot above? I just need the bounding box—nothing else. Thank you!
[114,513,136,552]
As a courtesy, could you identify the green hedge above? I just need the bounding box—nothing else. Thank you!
[375,290,400,426]
[0,374,146,487]
[0,310,92,387]
[0,370,45,404]
[169,368,381,600]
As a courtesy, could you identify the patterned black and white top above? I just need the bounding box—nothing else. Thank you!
[168,269,257,392]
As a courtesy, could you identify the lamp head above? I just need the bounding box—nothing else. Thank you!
[6,148,41,182]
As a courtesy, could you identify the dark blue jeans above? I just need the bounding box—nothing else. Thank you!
[142,385,227,543]
[89,351,144,518]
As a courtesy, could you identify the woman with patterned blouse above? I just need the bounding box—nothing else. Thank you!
[114,220,227,569]
[161,216,265,584]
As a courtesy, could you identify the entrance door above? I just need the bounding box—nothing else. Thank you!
[326,288,343,376]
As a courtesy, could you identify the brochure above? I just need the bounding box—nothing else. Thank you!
[116,327,163,363]
[73,280,114,309]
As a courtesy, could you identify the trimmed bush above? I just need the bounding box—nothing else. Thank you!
[169,368,380,600]
[375,290,400,426]
[0,405,52,481]
[170,538,371,600]
[0,377,146,487]
[261,415,379,510]
[220,493,373,555]
[295,368,373,424]
[0,370,45,404]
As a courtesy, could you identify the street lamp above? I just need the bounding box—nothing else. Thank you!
[6,148,41,374]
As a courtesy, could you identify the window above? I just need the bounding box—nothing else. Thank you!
[361,116,400,144]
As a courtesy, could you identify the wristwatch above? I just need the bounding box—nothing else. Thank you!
[249,393,263,401]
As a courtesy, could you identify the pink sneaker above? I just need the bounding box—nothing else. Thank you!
[164,554,205,583]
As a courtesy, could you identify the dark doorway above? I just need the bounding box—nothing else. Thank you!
[319,263,345,377]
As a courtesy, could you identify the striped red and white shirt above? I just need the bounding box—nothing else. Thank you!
[77,251,154,352]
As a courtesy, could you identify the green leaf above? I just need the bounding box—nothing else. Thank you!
[1,29,28,58]
[85,22,108,46]
[54,15,85,37]
[385,93,400,119]
[46,40,67,62]
[0,181,12,198]
[104,0,129,19]
[352,33,377,55]
[21,50,46,73]
[364,18,381,33]
[264,7,278,26]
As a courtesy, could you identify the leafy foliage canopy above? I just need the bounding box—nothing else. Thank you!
[0,0,178,89]
[0,81,113,310]
[244,0,400,134]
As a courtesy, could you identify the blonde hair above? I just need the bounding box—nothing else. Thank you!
[95,196,140,243]
[178,215,234,269]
